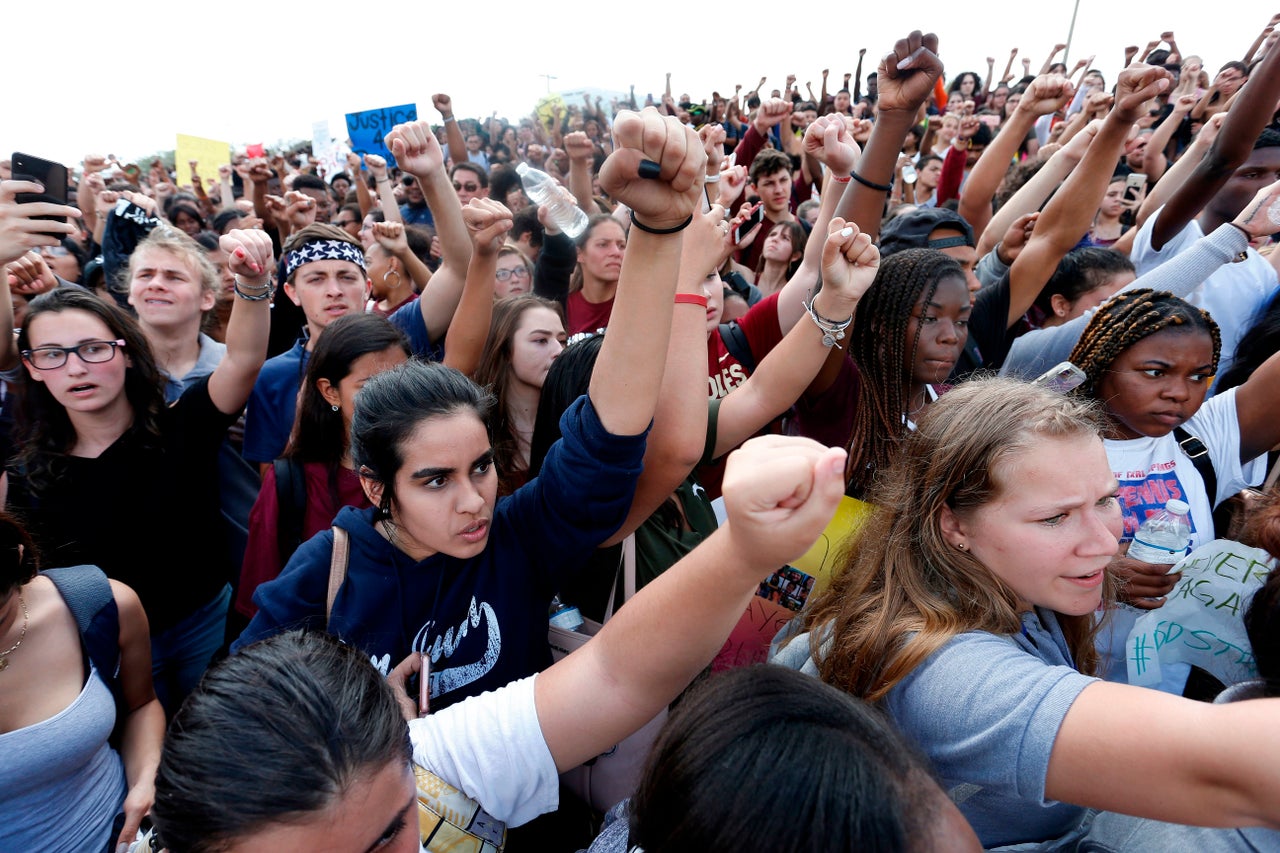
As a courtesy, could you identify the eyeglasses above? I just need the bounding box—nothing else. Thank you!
[402,176,416,187]
[22,339,127,370]
[494,267,531,282]
[453,182,481,192]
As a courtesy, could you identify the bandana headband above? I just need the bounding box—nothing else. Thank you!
[282,239,367,280]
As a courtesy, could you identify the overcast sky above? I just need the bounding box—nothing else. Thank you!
[7,2,1270,167]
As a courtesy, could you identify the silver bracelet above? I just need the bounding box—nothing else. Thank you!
[803,296,853,349]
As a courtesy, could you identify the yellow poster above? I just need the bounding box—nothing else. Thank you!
[175,133,230,189]
[790,495,874,596]
[534,94,567,132]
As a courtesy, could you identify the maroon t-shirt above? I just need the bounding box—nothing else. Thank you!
[566,291,615,335]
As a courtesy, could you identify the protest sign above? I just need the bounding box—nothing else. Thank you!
[1126,539,1273,688]
[345,103,417,168]
[175,134,230,187]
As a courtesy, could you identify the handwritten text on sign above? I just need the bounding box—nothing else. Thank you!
[1127,539,1273,687]
[345,103,417,168]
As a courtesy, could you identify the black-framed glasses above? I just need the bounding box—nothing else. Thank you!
[22,339,126,370]
[494,267,531,282]
[453,181,480,192]
[402,176,416,187]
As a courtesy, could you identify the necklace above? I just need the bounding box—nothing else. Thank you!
[0,593,29,672]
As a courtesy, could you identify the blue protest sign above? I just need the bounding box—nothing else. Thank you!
[345,103,418,168]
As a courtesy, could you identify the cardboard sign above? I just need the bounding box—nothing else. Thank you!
[175,133,230,188]
[1126,539,1274,688]
[345,103,418,168]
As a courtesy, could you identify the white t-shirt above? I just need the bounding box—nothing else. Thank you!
[1099,387,1266,684]
[408,674,559,828]
[1130,207,1278,382]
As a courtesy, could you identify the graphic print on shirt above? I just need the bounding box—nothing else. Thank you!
[709,352,748,400]
[1114,461,1199,540]
[410,596,501,699]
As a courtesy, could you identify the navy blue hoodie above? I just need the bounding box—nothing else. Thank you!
[235,395,646,710]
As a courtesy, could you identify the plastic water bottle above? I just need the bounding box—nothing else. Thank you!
[516,162,588,238]
[1126,499,1192,566]
[549,597,583,632]
[901,160,917,184]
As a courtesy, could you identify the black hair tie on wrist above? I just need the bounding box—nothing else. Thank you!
[849,171,893,193]
[629,214,693,235]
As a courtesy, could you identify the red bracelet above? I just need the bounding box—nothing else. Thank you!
[832,174,852,183]
[674,293,709,308]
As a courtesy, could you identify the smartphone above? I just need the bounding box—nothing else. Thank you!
[1033,361,1087,394]
[11,152,68,236]
[1123,172,1147,205]
[734,205,765,244]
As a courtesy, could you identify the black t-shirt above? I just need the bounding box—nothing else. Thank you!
[8,378,237,632]
[951,271,1012,380]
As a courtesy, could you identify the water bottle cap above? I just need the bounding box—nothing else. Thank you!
[1165,499,1190,515]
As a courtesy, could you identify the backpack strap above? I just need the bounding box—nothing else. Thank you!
[1174,426,1217,506]
[42,565,128,744]
[325,526,350,629]
[717,322,757,375]
[274,457,309,567]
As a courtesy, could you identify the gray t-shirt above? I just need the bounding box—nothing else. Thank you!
[773,609,1096,848]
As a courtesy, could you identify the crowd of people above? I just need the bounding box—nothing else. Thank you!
[3,14,1280,853]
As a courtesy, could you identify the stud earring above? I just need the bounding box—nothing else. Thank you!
[957,543,968,551]
[331,404,340,412]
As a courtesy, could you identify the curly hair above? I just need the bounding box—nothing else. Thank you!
[844,248,965,496]
[1068,289,1221,399]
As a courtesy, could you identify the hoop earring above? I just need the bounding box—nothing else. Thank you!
[331,404,340,412]
[383,269,402,290]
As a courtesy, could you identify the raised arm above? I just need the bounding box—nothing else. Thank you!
[1141,94,1197,182]
[364,154,402,225]
[348,153,374,218]
[385,120,473,342]
[1039,43,1067,75]
[1134,113,1223,230]
[832,30,944,243]
[432,94,469,168]
[442,199,510,377]
[587,108,706,437]
[374,220,432,292]
[207,229,273,414]
[777,114,857,333]
[1152,33,1280,248]
[535,436,846,771]
[715,220,878,457]
[959,74,1075,240]
[977,119,1098,257]
[563,131,599,215]
[1007,65,1173,327]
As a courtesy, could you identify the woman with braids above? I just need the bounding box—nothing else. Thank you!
[775,378,1280,849]
[1067,288,1280,688]
[793,247,970,497]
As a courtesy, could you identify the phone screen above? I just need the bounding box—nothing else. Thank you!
[734,206,764,244]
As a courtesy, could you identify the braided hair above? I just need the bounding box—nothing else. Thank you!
[1068,288,1221,400]
[845,248,965,496]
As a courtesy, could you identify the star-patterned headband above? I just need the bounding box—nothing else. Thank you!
[282,239,367,281]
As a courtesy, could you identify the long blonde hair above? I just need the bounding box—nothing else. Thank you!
[800,377,1115,702]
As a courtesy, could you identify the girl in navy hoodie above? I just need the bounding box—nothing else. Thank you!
[237,108,708,710]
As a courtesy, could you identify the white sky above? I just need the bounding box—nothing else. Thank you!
[6,1,1271,167]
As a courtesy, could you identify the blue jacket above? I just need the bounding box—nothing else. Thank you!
[235,395,647,710]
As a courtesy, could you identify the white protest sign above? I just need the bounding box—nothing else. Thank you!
[1126,539,1273,688]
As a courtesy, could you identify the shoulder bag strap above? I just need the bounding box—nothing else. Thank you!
[603,534,636,622]
[325,526,350,629]
[1174,426,1218,506]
